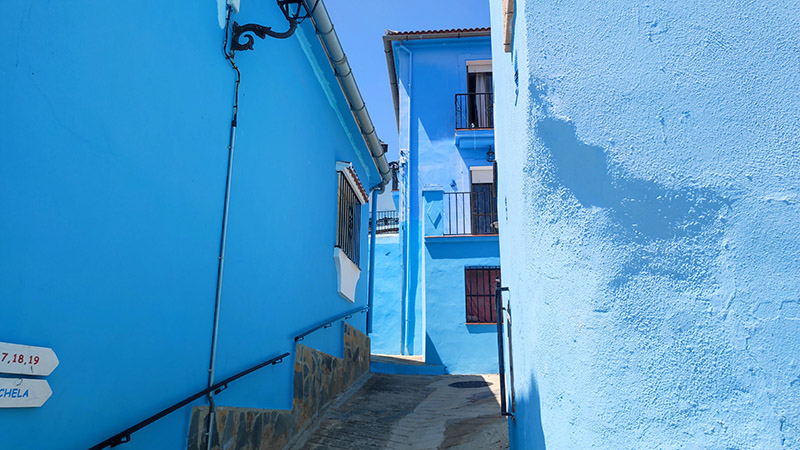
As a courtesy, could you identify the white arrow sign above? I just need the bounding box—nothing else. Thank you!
[0,342,59,376]
[0,378,52,408]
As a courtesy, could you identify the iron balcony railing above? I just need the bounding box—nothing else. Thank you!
[455,93,494,130]
[444,191,498,236]
[370,210,399,235]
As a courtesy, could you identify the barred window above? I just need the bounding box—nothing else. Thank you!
[336,172,361,264]
[465,266,501,324]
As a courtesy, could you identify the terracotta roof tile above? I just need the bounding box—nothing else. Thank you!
[386,27,491,36]
[347,166,369,203]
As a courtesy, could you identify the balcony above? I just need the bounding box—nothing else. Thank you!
[369,210,399,235]
[455,93,494,130]
[443,191,498,236]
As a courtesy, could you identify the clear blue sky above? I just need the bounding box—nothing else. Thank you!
[324,0,491,161]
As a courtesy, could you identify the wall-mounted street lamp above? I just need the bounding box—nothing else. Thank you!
[486,146,496,162]
[231,0,311,52]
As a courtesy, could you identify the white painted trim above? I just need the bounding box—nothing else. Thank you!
[334,248,361,302]
[336,161,369,204]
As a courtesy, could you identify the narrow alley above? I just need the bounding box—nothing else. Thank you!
[4,1,798,449]
[291,372,509,450]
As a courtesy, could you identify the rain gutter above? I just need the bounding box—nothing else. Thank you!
[302,0,392,190]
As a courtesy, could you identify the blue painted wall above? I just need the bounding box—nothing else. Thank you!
[0,2,379,449]
[375,35,500,373]
[490,1,800,448]
[370,235,403,355]
[425,237,500,374]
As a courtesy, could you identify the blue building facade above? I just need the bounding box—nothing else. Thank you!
[371,29,501,375]
[490,0,800,448]
[0,1,389,449]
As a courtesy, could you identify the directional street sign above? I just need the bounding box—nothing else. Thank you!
[0,342,59,376]
[0,378,52,408]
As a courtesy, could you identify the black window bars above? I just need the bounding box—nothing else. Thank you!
[465,266,501,324]
[336,173,362,263]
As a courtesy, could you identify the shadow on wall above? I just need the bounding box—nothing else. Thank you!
[534,111,728,293]
[425,333,444,366]
[509,375,546,450]
[509,81,732,450]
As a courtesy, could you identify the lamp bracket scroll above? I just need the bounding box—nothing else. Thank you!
[230,0,310,52]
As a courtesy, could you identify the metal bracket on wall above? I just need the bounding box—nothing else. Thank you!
[230,0,310,52]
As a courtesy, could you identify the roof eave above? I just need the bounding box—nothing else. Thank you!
[383,28,492,130]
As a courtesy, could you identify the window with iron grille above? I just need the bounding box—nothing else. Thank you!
[336,172,361,264]
[465,266,501,324]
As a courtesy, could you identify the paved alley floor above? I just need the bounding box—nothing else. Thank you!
[290,373,509,450]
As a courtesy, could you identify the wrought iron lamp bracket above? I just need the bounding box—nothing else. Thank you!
[230,0,310,52]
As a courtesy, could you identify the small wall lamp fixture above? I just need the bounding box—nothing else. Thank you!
[486,146,496,162]
[231,0,311,52]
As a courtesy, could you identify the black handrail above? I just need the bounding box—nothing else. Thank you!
[294,306,369,342]
[495,280,514,417]
[505,288,516,415]
[88,352,290,450]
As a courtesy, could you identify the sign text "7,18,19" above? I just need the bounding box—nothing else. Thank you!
[0,342,59,377]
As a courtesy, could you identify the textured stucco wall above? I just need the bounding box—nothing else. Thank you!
[489,1,800,448]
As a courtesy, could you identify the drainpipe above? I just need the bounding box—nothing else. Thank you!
[367,182,384,334]
[399,151,408,355]
[206,8,240,450]
[396,43,412,356]
[301,0,392,188]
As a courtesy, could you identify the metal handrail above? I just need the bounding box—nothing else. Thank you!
[294,306,369,342]
[88,352,290,450]
[495,281,515,417]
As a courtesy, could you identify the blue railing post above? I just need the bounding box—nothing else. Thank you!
[368,189,378,334]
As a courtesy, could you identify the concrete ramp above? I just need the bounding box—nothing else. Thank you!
[289,373,509,449]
